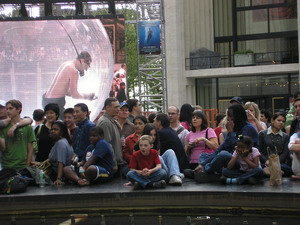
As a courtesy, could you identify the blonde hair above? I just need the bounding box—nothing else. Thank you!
[139,135,153,145]
[245,101,260,120]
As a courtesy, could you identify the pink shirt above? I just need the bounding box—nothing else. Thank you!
[185,128,217,163]
[232,147,261,171]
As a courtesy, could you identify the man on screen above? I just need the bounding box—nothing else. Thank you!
[42,51,96,118]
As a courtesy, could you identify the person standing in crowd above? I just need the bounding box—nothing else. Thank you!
[179,103,194,131]
[0,100,33,170]
[116,102,134,139]
[63,108,77,140]
[127,99,143,123]
[259,112,292,176]
[168,106,189,147]
[0,100,35,170]
[260,109,272,128]
[214,113,226,144]
[245,101,267,132]
[97,97,123,171]
[35,103,59,162]
[73,103,95,161]
[42,51,96,119]
[285,91,300,129]
[154,113,190,172]
[230,96,245,106]
[288,98,300,136]
[0,100,33,136]
[123,115,148,164]
[116,82,127,103]
[32,109,44,129]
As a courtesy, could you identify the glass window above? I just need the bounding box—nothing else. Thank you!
[237,10,268,35]
[252,0,288,6]
[236,0,251,7]
[196,78,217,110]
[270,7,297,32]
[290,74,300,95]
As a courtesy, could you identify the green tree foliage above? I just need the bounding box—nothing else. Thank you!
[92,6,138,98]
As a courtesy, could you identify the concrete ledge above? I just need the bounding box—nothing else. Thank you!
[186,63,299,78]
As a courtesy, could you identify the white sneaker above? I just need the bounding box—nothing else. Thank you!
[179,173,185,179]
[169,175,182,185]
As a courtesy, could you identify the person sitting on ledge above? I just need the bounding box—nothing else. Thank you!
[127,135,167,190]
[188,104,258,183]
[221,135,264,185]
[64,127,115,186]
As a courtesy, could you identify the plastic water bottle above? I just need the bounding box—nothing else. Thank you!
[39,170,46,188]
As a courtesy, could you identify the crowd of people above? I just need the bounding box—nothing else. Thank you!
[1,92,300,191]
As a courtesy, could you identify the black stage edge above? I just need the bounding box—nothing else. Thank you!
[1,178,300,219]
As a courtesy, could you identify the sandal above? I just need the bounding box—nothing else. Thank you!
[77,178,90,186]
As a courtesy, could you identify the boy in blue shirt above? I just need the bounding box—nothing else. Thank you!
[64,127,115,186]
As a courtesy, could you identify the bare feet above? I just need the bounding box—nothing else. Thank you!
[123,181,132,186]
[77,178,90,186]
[291,174,300,181]
[194,165,203,173]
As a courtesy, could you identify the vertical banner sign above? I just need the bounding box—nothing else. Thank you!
[138,21,161,54]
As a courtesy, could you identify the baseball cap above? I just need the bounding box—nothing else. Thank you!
[230,97,244,105]
[0,100,6,107]
[120,102,129,109]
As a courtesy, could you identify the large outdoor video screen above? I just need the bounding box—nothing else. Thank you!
[0,16,125,121]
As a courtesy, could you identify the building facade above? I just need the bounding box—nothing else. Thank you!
[165,0,299,114]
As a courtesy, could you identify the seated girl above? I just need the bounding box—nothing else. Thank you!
[127,135,167,190]
[221,135,264,185]
[44,121,74,185]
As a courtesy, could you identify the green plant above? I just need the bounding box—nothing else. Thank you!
[234,49,254,54]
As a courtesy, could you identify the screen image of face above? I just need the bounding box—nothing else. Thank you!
[0,18,115,121]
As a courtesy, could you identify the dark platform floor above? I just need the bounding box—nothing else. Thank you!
[1,177,300,222]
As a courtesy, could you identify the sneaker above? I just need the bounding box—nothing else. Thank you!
[194,172,220,183]
[179,173,185,180]
[183,169,195,179]
[153,180,166,189]
[169,175,182,186]
[133,182,142,190]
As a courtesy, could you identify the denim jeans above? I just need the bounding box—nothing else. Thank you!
[222,167,264,184]
[127,169,167,188]
[160,149,181,179]
[200,151,232,174]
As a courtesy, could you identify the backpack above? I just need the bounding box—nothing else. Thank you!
[0,168,29,194]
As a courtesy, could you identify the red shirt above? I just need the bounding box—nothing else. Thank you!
[129,149,160,170]
[123,132,140,164]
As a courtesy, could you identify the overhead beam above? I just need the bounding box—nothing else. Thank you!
[0,0,135,4]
